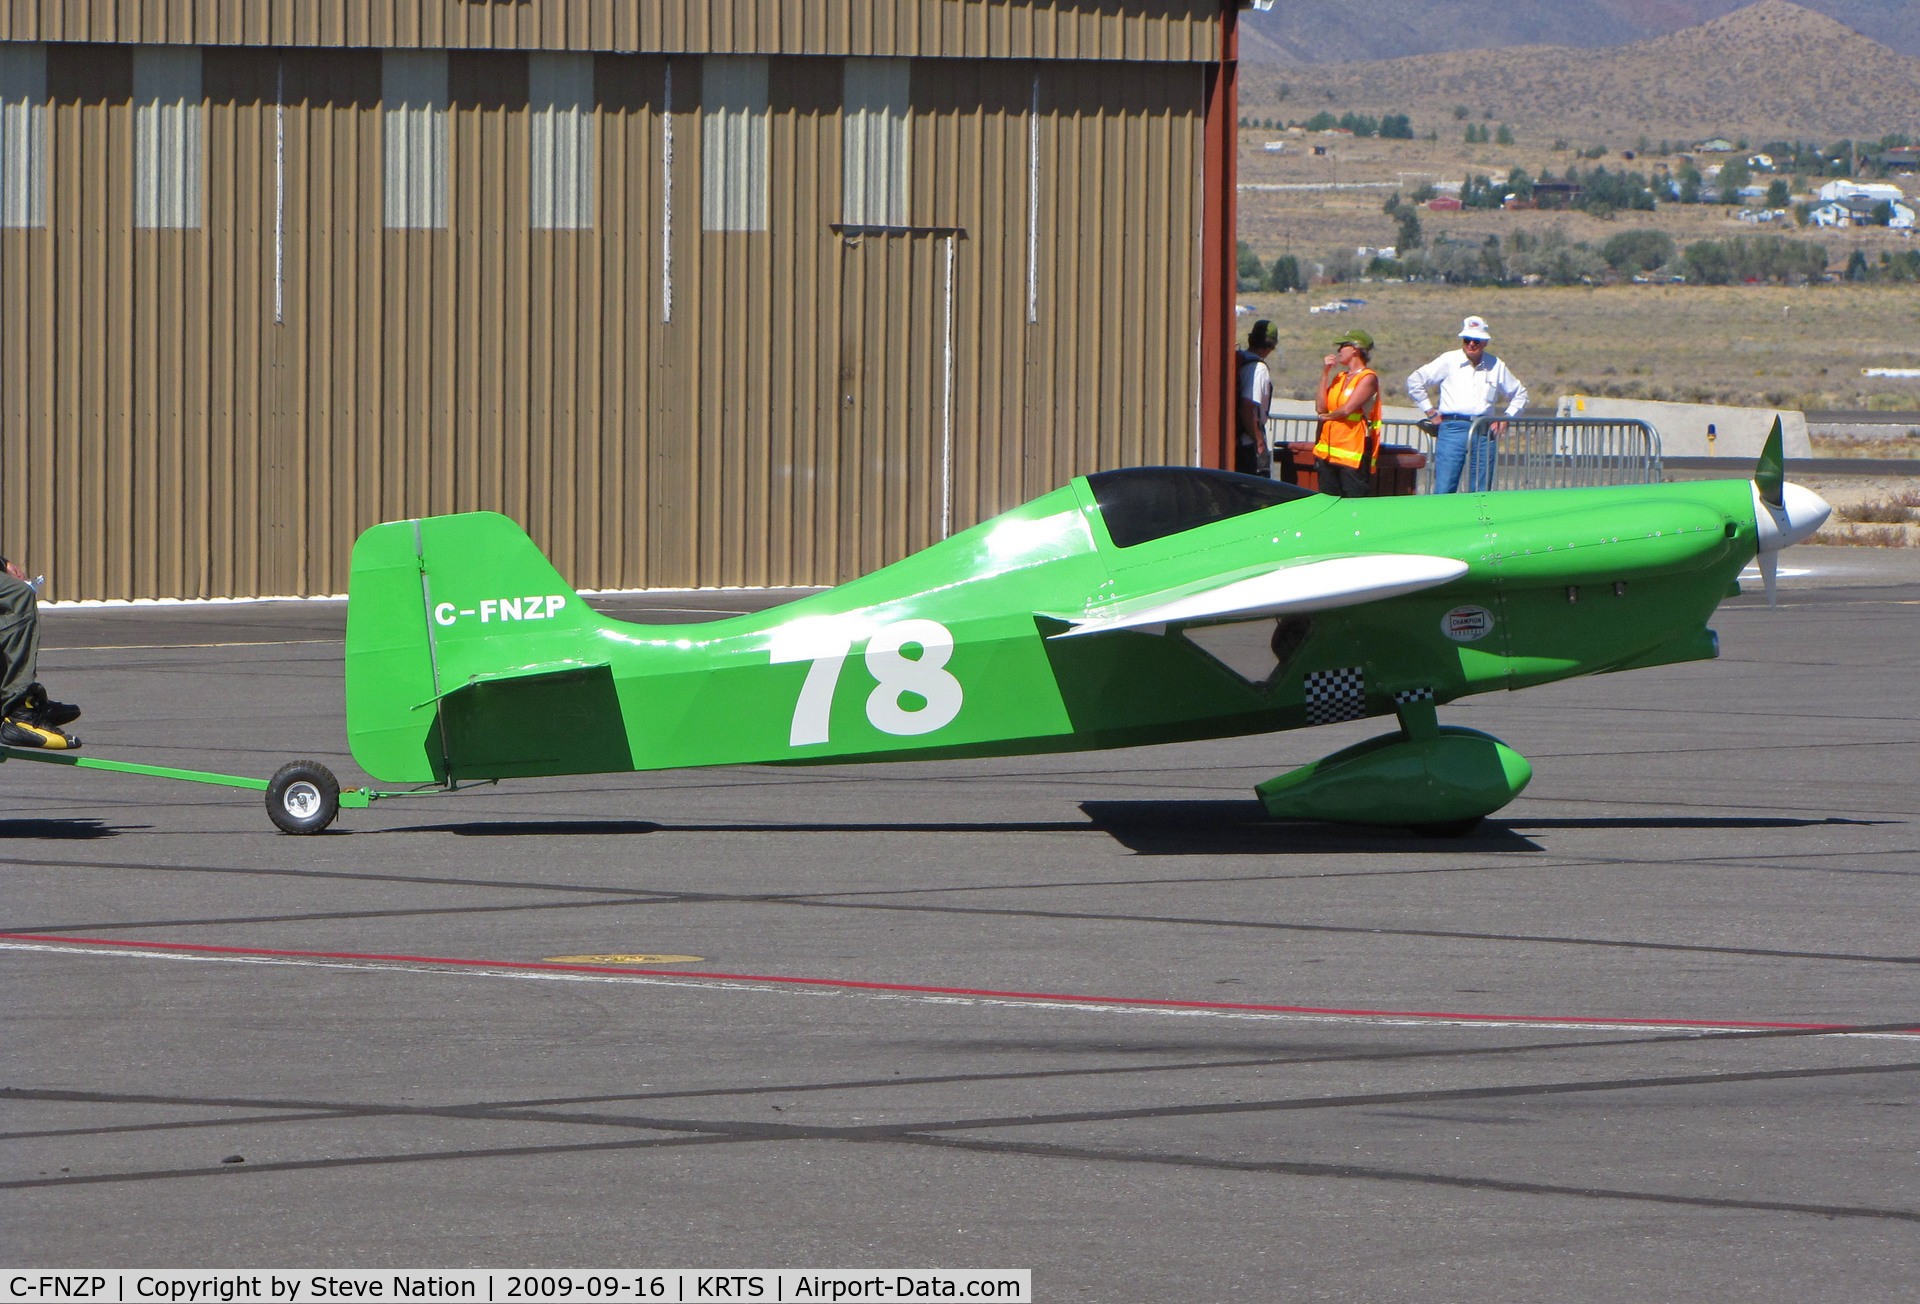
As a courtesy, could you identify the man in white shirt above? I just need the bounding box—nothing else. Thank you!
[1404,315,1529,493]
[1235,319,1278,476]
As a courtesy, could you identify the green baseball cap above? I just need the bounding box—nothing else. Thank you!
[1333,327,1374,350]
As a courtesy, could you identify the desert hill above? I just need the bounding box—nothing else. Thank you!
[1240,1,1920,141]
[1238,0,1920,63]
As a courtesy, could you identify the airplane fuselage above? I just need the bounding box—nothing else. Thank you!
[344,473,1757,786]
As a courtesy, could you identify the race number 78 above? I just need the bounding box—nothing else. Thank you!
[769,618,964,746]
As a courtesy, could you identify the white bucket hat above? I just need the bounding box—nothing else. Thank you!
[1459,315,1493,341]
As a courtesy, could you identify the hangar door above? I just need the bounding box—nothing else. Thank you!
[833,226,958,582]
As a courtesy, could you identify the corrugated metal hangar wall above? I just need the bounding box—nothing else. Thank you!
[0,2,1235,599]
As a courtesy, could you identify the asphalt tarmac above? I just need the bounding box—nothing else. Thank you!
[4,546,1918,1300]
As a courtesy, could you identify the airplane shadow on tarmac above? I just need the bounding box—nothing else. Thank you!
[1079,800,1545,854]
[385,804,1539,854]
[0,818,125,840]
[380,807,1883,855]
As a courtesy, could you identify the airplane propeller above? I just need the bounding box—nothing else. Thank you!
[1749,416,1831,606]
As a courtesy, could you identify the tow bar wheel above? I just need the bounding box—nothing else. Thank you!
[267,760,341,834]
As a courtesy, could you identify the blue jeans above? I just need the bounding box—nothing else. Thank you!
[1431,417,1496,493]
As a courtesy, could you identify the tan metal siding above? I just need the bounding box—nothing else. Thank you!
[3,46,1204,599]
[0,3,1222,61]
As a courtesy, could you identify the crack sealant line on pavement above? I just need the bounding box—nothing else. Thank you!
[5,933,1918,1039]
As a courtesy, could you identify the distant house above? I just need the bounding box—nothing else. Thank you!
[1746,153,1775,171]
[1530,181,1583,209]
[1816,180,1905,204]
[1811,196,1916,228]
[1695,138,1736,152]
[1425,195,1463,211]
[1882,146,1920,172]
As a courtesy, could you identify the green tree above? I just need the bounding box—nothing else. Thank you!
[1396,209,1424,250]
[1269,254,1304,292]
[1846,249,1870,280]
[1871,200,1894,226]
[1717,158,1751,205]
[1678,162,1702,203]
[1495,124,1514,146]
[1601,229,1676,274]
[1680,240,1736,284]
[1766,179,1791,207]
[1304,111,1338,132]
[1479,234,1506,281]
[1453,105,1469,120]
[1237,240,1265,291]
[1380,114,1414,140]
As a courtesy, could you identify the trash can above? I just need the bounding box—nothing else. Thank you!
[1274,442,1428,495]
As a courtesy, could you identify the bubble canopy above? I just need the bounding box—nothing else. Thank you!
[1086,467,1316,549]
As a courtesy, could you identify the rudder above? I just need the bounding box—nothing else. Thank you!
[345,512,609,783]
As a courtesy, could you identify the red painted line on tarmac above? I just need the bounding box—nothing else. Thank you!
[4,931,1900,1034]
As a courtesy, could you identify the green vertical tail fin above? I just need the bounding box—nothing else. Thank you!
[345,512,616,784]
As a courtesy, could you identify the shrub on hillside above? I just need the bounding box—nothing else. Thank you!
[1601,229,1676,274]
[1878,250,1920,283]
[1269,254,1305,293]
[1679,236,1828,285]
[1237,240,1266,291]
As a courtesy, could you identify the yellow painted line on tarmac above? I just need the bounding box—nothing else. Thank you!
[545,953,706,965]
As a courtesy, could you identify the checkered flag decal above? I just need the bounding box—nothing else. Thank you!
[1303,666,1366,725]
[1393,687,1434,705]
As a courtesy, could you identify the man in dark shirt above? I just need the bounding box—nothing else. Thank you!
[1235,319,1280,476]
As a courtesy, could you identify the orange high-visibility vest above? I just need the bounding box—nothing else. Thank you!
[1313,367,1382,469]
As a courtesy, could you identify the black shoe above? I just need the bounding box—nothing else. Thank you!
[17,683,79,727]
[1,715,80,750]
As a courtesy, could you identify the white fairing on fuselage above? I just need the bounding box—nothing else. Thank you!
[1045,554,1469,639]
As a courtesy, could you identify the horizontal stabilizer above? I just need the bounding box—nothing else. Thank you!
[418,659,611,710]
[1044,554,1468,639]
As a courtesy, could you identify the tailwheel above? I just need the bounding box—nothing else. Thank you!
[266,761,341,834]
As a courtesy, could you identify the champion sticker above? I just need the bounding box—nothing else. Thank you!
[1442,604,1495,642]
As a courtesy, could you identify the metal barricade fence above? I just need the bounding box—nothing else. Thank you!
[1265,414,1662,494]
[1474,417,1664,490]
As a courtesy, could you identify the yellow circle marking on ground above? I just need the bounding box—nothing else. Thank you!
[544,954,705,965]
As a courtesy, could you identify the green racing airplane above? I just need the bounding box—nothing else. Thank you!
[270,426,1828,837]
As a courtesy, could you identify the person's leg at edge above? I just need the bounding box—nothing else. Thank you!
[1465,425,1498,492]
[0,573,78,748]
[1431,417,1471,493]
[0,572,42,716]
